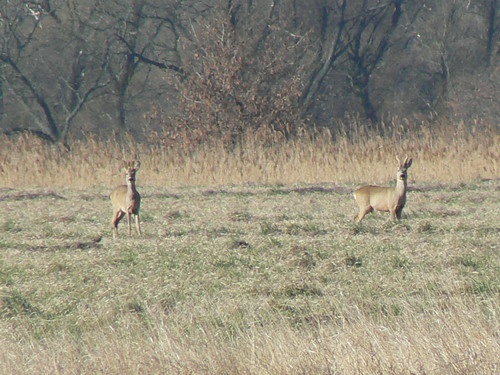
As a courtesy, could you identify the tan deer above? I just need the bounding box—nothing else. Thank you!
[110,160,142,239]
[353,156,413,223]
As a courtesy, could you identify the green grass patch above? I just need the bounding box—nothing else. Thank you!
[0,181,498,373]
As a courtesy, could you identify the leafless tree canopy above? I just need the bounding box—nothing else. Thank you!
[1,0,498,145]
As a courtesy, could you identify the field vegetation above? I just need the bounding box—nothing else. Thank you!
[0,120,498,374]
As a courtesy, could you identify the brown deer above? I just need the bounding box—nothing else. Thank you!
[110,160,142,239]
[353,156,413,223]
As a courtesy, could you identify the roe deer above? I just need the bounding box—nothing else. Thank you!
[353,156,413,223]
[110,160,142,239]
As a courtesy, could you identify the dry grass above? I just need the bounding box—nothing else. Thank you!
[0,181,498,374]
[0,119,498,188]
[0,119,498,374]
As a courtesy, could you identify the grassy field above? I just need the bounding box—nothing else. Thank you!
[0,121,499,374]
[0,180,498,374]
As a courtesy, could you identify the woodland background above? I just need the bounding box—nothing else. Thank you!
[1,0,499,149]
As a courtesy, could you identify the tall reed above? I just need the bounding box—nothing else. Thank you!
[0,119,498,188]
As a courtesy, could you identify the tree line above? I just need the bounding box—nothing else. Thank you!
[0,0,498,147]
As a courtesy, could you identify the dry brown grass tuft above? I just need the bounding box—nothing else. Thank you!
[0,119,498,188]
[1,299,497,374]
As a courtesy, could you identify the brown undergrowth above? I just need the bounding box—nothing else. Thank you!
[0,119,498,188]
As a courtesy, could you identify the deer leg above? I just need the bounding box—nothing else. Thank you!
[135,214,142,235]
[127,213,132,235]
[355,206,373,223]
[389,209,398,222]
[112,210,125,239]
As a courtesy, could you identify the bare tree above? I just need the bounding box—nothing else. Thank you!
[0,0,110,147]
[0,79,3,118]
[344,0,404,123]
[299,0,421,125]
[0,0,498,144]
[99,0,188,133]
[411,0,498,119]
[148,2,313,147]
[486,0,499,65]
[300,0,350,111]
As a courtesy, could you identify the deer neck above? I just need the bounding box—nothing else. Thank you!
[395,177,407,197]
[126,179,138,201]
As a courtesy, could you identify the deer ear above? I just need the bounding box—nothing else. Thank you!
[405,158,413,168]
[134,160,141,170]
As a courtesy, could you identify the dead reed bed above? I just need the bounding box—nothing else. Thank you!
[0,119,498,188]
